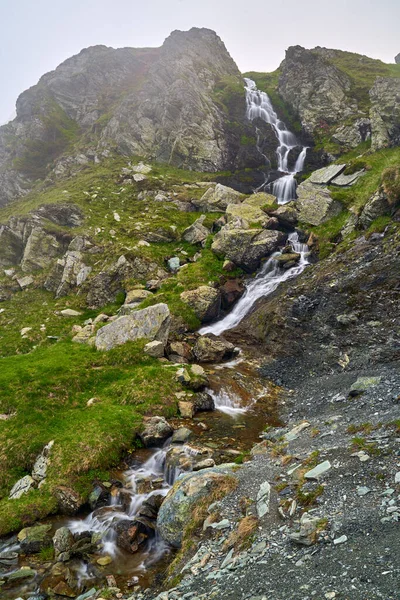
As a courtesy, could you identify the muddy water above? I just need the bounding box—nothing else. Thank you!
[0,358,281,599]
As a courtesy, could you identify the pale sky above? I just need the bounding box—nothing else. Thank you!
[0,0,399,124]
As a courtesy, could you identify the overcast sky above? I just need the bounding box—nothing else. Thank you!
[1,0,399,124]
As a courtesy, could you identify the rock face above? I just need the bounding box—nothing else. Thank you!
[95,303,170,350]
[0,28,251,207]
[212,228,285,272]
[278,46,358,134]
[157,465,237,548]
[369,77,400,150]
[0,226,24,267]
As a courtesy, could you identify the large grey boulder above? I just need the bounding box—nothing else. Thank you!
[193,184,245,212]
[212,228,285,272]
[193,335,236,363]
[17,524,52,554]
[296,181,343,226]
[370,77,400,150]
[157,465,238,547]
[180,286,221,323]
[182,215,210,244]
[95,303,170,350]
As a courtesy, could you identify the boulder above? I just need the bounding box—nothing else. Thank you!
[144,340,165,358]
[21,227,62,272]
[53,527,75,561]
[193,184,245,212]
[220,279,245,309]
[359,189,390,228]
[308,164,346,185]
[171,427,193,444]
[125,289,152,304]
[182,215,210,244]
[0,225,24,267]
[139,416,173,447]
[194,391,215,412]
[180,286,221,323]
[95,303,170,351]
[54,485,84,515]
[225,202,269,227]
[169,341,193,362]
[270,204,298,228]
[212,228,285,272]
[9,475,35,499]
[113,519,150,553]
[296,181,343,226]
[193,335,236,363]
[331,170,365,187]
[157,465,238,548]
[243,192,277,210]
[18,524,52,554]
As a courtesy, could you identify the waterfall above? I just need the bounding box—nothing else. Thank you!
[207,389,248,417]
[244,78,307,204]
[200,232,309,336]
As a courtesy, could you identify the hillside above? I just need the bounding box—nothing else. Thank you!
[0,28,399,600]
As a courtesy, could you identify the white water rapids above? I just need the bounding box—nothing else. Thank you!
[200,232,309,337]
[244,78,307,204]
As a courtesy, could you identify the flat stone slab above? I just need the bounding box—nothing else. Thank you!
[304,460,332,480]
[350,376,381,393]
[309,164,346,185]
[256,481,271,518]
[331,170,364,187]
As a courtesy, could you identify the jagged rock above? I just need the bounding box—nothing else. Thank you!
[308,165,346,185]
[53,527,75,561]
[304,460,331,480]
[370,77,400,150]
[125,289,152,304]
[20,227,62,272]
[178,401,195,418]
[46,251,92,297]
[182,215,210,244]
[95,303,170,350]
[296,181,343,226]
[193,335,236,363]
[180,286,221,323]
[17,524,52,554]
[220,279,245,309]
[32,440,54,482]
[278,46,358,133]
[289,513,321,546]
[17,275,34,289]
[331,170,365,187]
[0,225,24,267]
[54,485,84,515]
[9,475,35,499]
[359,189,390,228]
[144,340,165,358]
[169,341,193,362]
[87,255,166,309]
[139,416,173,447]
[33,203,84,227]
[194,391,215,412]
[157,465,237,548]
[193,184,245,212]
[212,228,285,272]
[332,119,371,148]
[171,427,193,444]
[270,204,298,228]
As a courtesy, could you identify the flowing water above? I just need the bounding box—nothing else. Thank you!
[244,78,307,203]
[1,87,311,600]
[200,232,309,337]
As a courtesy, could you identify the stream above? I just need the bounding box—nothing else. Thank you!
[0,81,310,599]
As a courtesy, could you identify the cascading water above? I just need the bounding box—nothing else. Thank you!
[200,232,309,337]
[244,78,307,204]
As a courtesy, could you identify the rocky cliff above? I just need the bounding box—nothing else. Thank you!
[0,28,260,208]
[278,46,400,152]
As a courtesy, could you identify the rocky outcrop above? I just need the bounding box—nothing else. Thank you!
[95,303,170,350]
[369,77,400,150]
[358,189,390,228]
[0,28,255,207]
[278,46,358,134]
[0,226,24,267]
